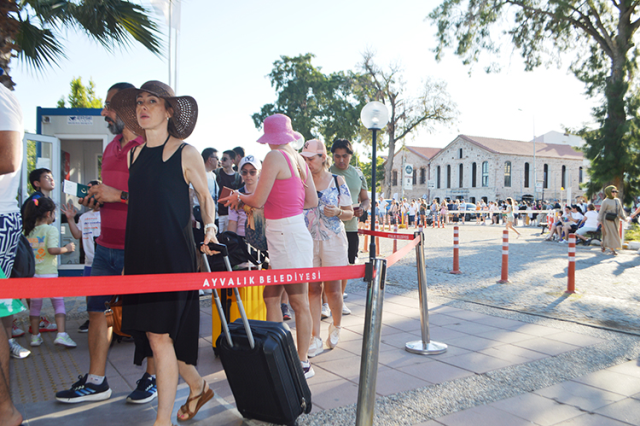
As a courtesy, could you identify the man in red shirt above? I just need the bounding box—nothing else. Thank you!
[56,83,157,404]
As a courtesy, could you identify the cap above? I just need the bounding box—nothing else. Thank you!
[239,155,261,171]
[300,139,327,157]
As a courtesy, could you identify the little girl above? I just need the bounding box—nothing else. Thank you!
[23,197,77,348]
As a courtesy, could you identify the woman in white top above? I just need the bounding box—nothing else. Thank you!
[575,204,599,244]
[301,140,353,357]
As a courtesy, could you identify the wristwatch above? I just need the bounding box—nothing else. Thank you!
[120,191,129,204]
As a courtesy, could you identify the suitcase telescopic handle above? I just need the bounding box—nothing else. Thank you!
[201,250,255,349]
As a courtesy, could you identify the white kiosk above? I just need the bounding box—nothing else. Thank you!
[22,107,111,276]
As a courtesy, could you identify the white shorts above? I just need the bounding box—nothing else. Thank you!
[266,214,313,270]
[312,231,349,268]
[576,226,598,236]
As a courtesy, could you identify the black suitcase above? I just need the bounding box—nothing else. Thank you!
[203,244,312,426]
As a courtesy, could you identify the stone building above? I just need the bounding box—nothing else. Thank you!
[387,146,441,200]
[388,134,587,203]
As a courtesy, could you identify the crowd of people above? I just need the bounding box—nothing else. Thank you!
[1,77,638,426]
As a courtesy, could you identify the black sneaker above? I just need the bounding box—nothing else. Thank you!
[281,303,291,321]
[126,372,157,404]
[78,320,90,333]
[56,374,112,403]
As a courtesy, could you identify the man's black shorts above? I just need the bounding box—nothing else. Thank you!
[346,231,359,264]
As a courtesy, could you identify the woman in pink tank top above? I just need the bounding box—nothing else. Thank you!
[221,114,318,378]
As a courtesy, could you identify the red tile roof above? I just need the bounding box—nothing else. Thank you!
[459,135,584,159]
[405,146,442,160]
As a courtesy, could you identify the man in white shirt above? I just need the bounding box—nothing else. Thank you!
[0,79,27,426]
[193,148,219,240]
[459,199,467,224]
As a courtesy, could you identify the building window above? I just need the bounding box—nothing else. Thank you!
[524,162,530,188]
[504,161,512,187]
[437,166,441,188]
[459,164,464,188]
[472,162,477,187]
[459,148,463,159]
[420,168,426,184]
[447,165,451,188]
[579,167,583,183]
[482,161,488,187]
[543,164,548,188]
[392,170,398,186]
[412,169,417,185]
[562,165,566,188]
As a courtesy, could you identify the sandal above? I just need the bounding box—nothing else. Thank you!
[177,381,214,422]
[601,247,606,253]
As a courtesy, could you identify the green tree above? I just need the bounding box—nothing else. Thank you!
[359,51,457,198]
[354,152,385,195]
[253,53,372,144]
[57,77,102,108]
[429,0,640,201]
[1,0,161,89]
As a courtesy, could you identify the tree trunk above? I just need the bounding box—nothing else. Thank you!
[384,131,396,199]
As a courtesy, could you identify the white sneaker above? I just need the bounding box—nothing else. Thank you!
[307,336,323,358]
[54,333,77,348]
[30,334,43,347]
[301,360,315,379]
[320,303,331,319]
[8,339,30,359]
[342,303,351,316]
[343,292,348,300]
[326,323,341,349]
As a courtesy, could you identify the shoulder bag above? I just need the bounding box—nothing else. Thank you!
[104,296,131,337]
[605,201,619,221]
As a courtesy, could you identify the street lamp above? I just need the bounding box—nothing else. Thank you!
[360,101,389,260]
[356,101,389,426]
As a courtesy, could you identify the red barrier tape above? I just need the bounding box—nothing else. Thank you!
[1,234,423,299]
[358,229,415,240]
[1,265,366,299]
[386,235,421,268]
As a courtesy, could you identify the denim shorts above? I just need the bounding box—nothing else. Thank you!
[86,244,124,312]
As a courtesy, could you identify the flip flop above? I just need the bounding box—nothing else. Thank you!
[177,381,214,422]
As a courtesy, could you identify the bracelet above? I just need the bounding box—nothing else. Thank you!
[204,223,217,234]
[237,192,242,203]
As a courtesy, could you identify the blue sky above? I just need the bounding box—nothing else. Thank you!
[10,0,597,161]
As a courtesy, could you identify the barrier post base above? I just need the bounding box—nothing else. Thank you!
[405,340,447,355]
[497,279,511,284]
[449,270,462,275]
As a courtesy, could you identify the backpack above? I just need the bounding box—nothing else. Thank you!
[207,231,260,272]
[10,234,35,278]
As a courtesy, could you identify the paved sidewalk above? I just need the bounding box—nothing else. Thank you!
[8,224,640,425]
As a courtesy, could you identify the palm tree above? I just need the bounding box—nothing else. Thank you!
[0,0,162,89]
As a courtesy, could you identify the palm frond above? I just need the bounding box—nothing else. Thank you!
[14,16,65,70]
[21,0,72,27]
[70,0,162,55]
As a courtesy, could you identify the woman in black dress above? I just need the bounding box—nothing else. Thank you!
[111,81,218,425]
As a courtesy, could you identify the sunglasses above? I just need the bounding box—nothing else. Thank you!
[104,101,113,111]
[612,190,619,193]
[241,170,257,176]
[221,157,229,162]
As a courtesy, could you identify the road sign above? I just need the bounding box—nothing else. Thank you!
[403,164,413,190]
[428,180,436,189]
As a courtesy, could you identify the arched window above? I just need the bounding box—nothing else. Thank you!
[459,164,464,188]
[447,165,451,188]
[524,162,530,188]
[482,161,489,187]
[562,165,567,188]
[420,168,426,184]
[543,164,548,188]
[392,170,398,186]
[437,166,441,188]
[579,167,583,183]
[504,161,512,187]
[472,162,477,187]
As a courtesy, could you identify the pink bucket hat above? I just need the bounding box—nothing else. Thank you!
[257,114,304,145]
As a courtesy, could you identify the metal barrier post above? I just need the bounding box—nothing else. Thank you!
[375,218,380,256]
[363,218,369,253]
[393,222,398,253]
[497,230,510,284]
[566,233,576,294]
[406,232,447,355]
[355,258,387,426]
[450,226,461,274]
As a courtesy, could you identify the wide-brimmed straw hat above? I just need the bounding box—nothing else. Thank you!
[110,80,198,139]
[257,114,303,145]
